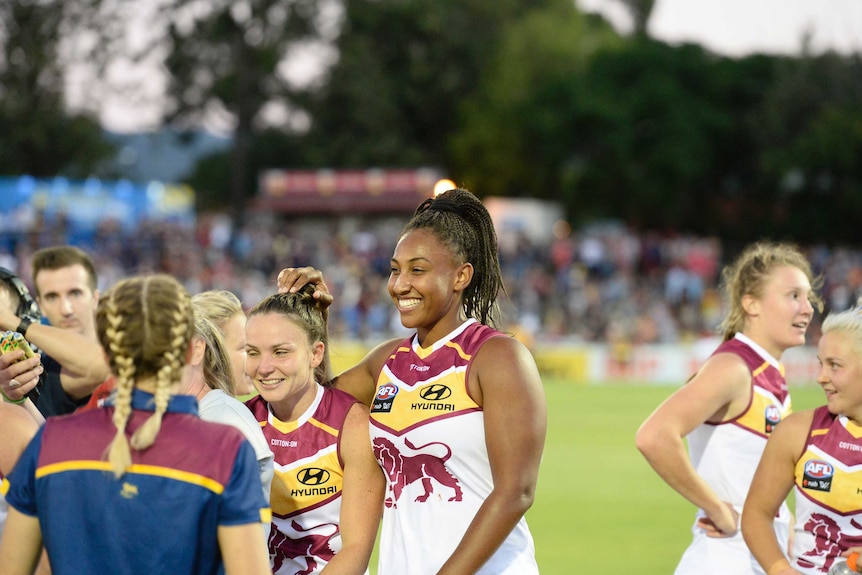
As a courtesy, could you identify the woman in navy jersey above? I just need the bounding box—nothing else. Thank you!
[0,274,271,575]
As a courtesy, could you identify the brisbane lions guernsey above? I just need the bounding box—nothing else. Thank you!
[791,406,862,574]
[369,319,538,575]
[686,333,792,527]
[246,384,361,575]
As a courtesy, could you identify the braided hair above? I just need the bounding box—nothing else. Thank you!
[97,274,194,479]
[403,188,505,327]
[247,283,330,385]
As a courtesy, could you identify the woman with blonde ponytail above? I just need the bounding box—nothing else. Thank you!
[0,274,271,575]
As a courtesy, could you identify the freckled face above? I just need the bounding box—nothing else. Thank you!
[747,265,815,357]
[245,313,323,407]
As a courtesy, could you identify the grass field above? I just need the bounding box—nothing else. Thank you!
[525,379,826,574]
[367,379,827,574]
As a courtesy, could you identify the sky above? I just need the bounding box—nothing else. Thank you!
[92,0,862,133]
[577,0,862,57]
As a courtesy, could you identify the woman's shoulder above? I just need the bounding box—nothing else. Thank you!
[198,391,271,457]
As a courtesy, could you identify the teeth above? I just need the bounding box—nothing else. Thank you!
[399,298,420,310]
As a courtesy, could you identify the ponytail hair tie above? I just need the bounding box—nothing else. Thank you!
[416,196,463,217]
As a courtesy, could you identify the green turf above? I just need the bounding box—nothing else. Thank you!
[366,380,826,574]
[527,380,826,574]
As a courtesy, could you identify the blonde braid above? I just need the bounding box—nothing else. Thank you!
[104,290,135,479]
[130,289,191,450]
[98,275,195,479]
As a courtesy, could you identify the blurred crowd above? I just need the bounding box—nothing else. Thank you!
[2,209,861,347]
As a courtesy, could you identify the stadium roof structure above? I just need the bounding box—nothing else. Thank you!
[252,168,446,215]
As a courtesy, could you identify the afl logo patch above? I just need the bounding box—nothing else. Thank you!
[764,405,782,433]
[297,468,331,486]
[372,382,398,414]
[376,383,398,401]
[802,459,834,492]
[419,384,451,401]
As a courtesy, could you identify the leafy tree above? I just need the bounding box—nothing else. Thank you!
[454,25,793,236]
[0,0,113,177]
[612,0,656,37]
[111,0,330,227]
[451,4,621,196]
[301,0,554,170]
[187,128,307,211]
[757,52,862,242]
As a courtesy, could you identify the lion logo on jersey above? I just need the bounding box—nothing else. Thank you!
[269,520,339,575]
[373,436,463,508]
[798,514,862,572]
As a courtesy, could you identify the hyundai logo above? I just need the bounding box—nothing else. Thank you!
[419,384,452,401]
[297,468,331,486]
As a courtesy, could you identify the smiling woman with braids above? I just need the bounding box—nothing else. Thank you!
[0,274,271,575]
[277,188,548,575]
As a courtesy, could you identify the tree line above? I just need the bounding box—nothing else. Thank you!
[1,0,860,244]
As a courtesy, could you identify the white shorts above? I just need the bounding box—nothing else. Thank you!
[674,511,790,575]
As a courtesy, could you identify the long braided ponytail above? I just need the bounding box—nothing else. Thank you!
[403,188,505,327]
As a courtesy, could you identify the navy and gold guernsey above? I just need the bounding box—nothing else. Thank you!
[791,406,862,574]
[246,384,360,575]
[369,319,538,575]
[2,389,269,575]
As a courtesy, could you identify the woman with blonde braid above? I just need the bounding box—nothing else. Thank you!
[0,274,271,575]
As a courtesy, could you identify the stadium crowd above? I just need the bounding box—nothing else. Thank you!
[1,209,859,347]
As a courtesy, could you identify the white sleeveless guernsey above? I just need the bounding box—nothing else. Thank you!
[676,333,791,575]
[369,319,538,575]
